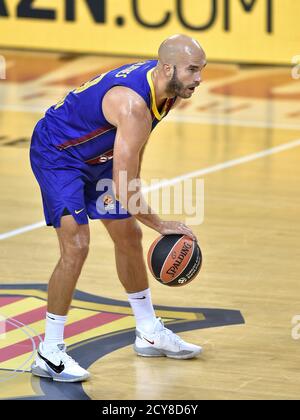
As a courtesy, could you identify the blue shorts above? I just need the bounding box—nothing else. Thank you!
[30,119,131,228]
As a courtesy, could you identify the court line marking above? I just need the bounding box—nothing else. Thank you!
[144,137,300,191]
[167,114,300,131]
[0,222,46,241]
[1,137,300,241]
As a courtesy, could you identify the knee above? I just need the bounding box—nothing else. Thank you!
[113,224,143,251]
[61,242,89,266]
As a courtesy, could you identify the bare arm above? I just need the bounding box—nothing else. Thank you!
[102,86,196,239]
[137,142,147,177]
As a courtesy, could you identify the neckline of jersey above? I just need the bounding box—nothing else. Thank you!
[146,68,169,121]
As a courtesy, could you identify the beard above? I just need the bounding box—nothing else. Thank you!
[166,66,195,99]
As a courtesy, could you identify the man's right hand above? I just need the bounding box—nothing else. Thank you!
[155,220,197,241]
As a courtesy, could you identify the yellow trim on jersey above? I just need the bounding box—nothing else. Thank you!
[73,72,107,94]
[146,68,169,121]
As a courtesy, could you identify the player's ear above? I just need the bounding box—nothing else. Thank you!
[163,64,173,79]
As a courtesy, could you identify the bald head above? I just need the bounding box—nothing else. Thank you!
[155,34,207,99]
[158,34,205,66]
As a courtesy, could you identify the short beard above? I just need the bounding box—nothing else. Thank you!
[166,65,185,97]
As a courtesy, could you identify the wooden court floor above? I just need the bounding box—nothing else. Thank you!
[0,50,300,400]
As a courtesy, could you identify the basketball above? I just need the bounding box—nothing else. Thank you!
[147,234,202,287]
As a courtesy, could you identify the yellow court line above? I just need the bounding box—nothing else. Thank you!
[0,289,48,301]
[0,372,41,399]
[0,290,201,320]
[0,315,191,371]
[0,297,46,318]
[0,315,135,370]
[0,306,102,350]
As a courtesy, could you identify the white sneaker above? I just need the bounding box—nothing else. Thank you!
[134,318,202,359]
[31,343,90,382]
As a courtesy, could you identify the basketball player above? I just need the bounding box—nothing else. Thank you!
[30,34,207,382]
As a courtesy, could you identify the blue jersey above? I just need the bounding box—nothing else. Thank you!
[30,60,177,227]
[44,60,176,165]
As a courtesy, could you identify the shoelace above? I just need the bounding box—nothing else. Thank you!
[163,328,185,345]
[157,318,185,347]
[59,350,79,367]
[44,346,79,367]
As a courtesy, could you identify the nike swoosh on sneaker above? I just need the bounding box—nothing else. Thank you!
[143,337,155,345]
[38,352,65,374]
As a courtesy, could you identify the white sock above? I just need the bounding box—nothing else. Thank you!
[127,288,157,333]
[43,312,67,348]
